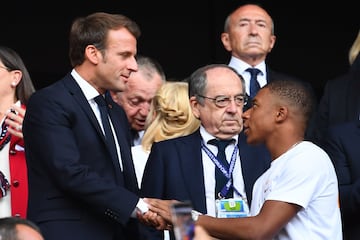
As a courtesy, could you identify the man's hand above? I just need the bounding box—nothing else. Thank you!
[137,209,172,230]
[144,198,180,223]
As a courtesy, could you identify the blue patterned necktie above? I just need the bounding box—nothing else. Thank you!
[246,68,261,99]
[209,139,234,199]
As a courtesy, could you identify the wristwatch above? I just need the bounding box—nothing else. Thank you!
[191,210,202,221]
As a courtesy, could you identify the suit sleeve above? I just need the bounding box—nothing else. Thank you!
[23,89,139,225]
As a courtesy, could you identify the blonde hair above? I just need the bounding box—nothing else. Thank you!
[349,29,360,65]
[141,81,200,151]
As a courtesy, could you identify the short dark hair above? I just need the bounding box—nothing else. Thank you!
[265,78,316,126]
[69,12,141,67]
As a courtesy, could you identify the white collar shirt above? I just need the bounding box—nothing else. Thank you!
[199,126,248,216]
[228,56,267,96]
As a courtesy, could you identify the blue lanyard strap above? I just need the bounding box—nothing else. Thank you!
[201,140,242,199]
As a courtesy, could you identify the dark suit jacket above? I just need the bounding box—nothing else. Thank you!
[140,129,271,239]
[322,120,360,240]
[313,55,360,146]
[23,73,140,240]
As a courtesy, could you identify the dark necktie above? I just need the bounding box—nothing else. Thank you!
[209,139,234,199]
[130,129,139,146]
[94,95,119,164]
[246,68,261,99]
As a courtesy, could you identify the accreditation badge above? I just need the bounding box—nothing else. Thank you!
[215,198,249,218]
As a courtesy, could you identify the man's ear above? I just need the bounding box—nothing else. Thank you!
[85,45,100,64]
[275,106,287,123]
[221,32,232,52]
[190,96,200,119]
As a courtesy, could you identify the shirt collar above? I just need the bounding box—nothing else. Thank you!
[228,56,266,76]
[199,125,238,145]
[71,69,100,101]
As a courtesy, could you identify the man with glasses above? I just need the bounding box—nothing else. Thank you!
[140,64,271,240]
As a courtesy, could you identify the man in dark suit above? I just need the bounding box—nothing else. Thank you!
[22,12,149,240]
[221,4,278,107]
[140,64,271,239]
[221,3,316,138]
[322,119,360,240]
[313,50,360,146]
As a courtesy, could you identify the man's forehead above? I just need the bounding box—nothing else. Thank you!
[206,69,242,87]
[206,82,243,96]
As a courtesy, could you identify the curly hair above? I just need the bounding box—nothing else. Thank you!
[141,81,200,151]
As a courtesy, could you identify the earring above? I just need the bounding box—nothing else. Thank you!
[11,82,16,87]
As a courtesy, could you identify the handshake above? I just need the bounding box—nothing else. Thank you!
[137,198,181,230]
[137,198,218,240]
[138,198,209,240]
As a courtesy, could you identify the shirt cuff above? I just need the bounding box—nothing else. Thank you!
[131,198,149,217]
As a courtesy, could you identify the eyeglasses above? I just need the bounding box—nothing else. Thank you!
[197,94,248,108]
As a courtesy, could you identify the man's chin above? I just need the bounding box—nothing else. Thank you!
[224,127,242,135]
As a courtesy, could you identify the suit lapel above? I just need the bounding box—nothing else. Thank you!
[105,92,138,191]
[179,130,207,213]
[63,75,105,140]
[63,77,126,186]
[237,132,254,204]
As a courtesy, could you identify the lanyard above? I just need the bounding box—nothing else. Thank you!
[201,140,242,199]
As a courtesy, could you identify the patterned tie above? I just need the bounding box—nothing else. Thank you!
[246,68,261,99]
[0,170,10,198]
[209,139,234,199]
[0,115,13,151]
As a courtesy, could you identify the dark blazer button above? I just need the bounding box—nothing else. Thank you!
[12,180,20,187]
